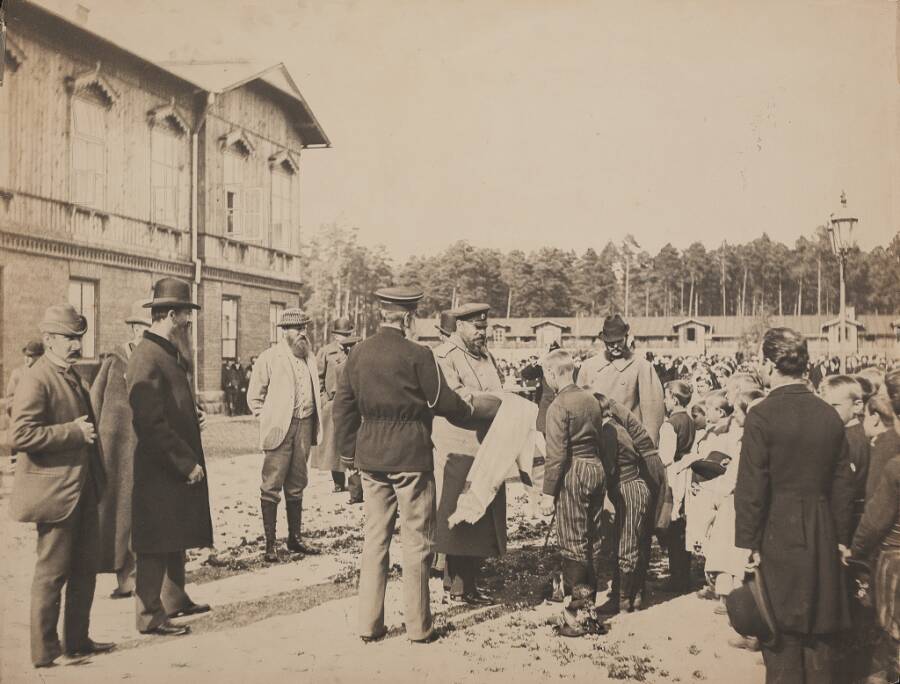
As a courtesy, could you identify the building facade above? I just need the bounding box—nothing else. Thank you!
[0,0,329,410]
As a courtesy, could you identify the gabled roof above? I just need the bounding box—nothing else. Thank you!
[821,316,864,331]
[531,320,571,332]
[672,317,712,330]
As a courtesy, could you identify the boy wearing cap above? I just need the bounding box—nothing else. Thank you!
[248,308,324,562]
[10,304,113,666]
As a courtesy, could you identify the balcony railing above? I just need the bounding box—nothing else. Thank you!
[200,233,302,281]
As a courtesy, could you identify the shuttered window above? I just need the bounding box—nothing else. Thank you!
[151,125,179,226]
[271,168,293,251]
[72,96,106,207]
[222,297,238,360]
[269,302,285,346]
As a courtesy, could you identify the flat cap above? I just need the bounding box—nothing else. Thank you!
[39,304,88,337]
[452,302,490,325]
[375,286,423,310]
[277,308,311,328]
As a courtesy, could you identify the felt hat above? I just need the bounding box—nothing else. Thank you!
[125,299,152,326]
[599,314,629,342]
[277,308,311,328]
[374,286,423,311]
[690,450,732,481]
[725,566,779,648]
[340,335,361,347]
[143,277,199,310]
[39,304,88,337]
[436,310,457,336]
[22,340,45,357]
[331,317,355,335]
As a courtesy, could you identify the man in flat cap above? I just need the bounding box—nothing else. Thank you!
[10,304,113,667]
[248,308,324,562]
[90,299,151,600]
[434,302,505,604]
[311,317,357,493]
[127,277,212,637]
[576,314,665,445]
[333,287,478,643]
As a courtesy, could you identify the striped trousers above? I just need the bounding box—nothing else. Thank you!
[613,478,650,574]
[556,459,606,563]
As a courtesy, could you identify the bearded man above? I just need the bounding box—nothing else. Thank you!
[247,308,324,563]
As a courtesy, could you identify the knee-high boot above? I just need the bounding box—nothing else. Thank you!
[286,499,321,555]
[261,499,279,563]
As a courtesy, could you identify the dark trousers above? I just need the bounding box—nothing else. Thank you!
[135,551,192,632]
[444,555,479,596]
[30,484,99,665]
[761,633,836,684]
[661,518,692,591]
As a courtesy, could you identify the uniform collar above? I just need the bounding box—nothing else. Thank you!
[449,333,487,360]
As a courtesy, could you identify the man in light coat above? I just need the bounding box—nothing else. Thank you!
[10,304,114,667]
[248,308,324,562]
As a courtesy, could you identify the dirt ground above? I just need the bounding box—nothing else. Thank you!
[0,416,767,684]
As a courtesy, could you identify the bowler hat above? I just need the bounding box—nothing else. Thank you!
[39,304,88,337]
[340,335,361,347]
[143,277,200,310]
[375,286,423,310]
[277,308,310,328]
[726,566,779,648]
[22,340,45,357]
[331,317,355,335]
[436,311,457,336]
[690,450,732,481]
[600,314,629,342]
[125,299,152,326]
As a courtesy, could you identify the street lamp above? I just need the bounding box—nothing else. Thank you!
[828,191,858,373]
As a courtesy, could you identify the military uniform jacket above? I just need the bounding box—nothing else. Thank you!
[434,335,507,558]
[317,341,347,401]
[333,326,471,472]
[735,383,855,635]
[10,356,105,523]
[127,332,213,554]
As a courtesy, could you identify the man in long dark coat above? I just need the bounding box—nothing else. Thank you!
[735,327,856,683]
[127,277,212,636]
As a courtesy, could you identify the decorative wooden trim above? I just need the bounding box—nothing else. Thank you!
[219,128,255,156]
[148,98,189,135]
[65,62,119,106]
[4,37,26,70]
[268,149,299,174]
[1,229,193,277]
[202,264,303,293]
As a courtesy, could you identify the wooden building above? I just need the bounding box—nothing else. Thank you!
[0,0,329,410]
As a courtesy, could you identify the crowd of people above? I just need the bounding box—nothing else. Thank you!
[5,275,900,684]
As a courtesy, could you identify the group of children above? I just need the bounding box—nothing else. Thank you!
[539,346,897,657]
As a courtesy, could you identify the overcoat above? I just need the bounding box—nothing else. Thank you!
[10,356,105,523]
[127,332,213,554]
[310,341,347,472]
[735,383,855,635]
[90,343,137,572]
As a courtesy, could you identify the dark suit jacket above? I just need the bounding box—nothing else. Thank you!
[735,382,855,635]
[333,326,471,472]
[10,356,105,523]
[543,384,609,496]
[127,332,213,553]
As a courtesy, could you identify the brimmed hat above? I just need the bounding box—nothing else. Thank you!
[125,299,152,326]
[436,311,457,336]
[375,286,423,311]
[331,317,355,335]
[39,304,88,337]
[143,277,200,310]
[277,308,311,328]
[725,567,779,648]
[690,450,732,481]
[600,314,629,342]
[22,340,45,357]
[340,335,361,347]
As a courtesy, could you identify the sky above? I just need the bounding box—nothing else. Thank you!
[40,0,899,260]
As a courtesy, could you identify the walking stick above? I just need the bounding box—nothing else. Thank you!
[543,509,556,551]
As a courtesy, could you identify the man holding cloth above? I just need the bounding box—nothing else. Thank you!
[127,277,212,636]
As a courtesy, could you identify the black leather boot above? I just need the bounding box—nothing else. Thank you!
[286,499,321,555]
[261,499,279,563]
[619,572,635,613]
[596,568,620,615]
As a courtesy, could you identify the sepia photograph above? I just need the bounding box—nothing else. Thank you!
[0,0,899,681]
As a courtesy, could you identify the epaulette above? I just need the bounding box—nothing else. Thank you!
[433,341,455,359]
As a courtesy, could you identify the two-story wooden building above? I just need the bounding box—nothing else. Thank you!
[0,0,329,409]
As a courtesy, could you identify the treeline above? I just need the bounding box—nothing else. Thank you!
[298,224,900,342]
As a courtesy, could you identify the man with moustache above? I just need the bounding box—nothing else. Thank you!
[248,308,324,563]
[10,304,113,667]
[127,277,212,636]
[434,303,505,604]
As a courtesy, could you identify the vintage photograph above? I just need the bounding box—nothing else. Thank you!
[1,0,899,681]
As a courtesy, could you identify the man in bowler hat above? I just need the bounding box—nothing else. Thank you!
[127,277,212,636]
[10,304,114,667]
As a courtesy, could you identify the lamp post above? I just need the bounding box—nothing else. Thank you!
[828,191,858,373]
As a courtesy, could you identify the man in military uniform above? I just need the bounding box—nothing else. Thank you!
[313,317,356,492]
[434,302,506,604]
[333,287,478,644]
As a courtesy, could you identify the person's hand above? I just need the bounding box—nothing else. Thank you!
[838,544,851,566]
[187,464,205,485]
[74,415,96,444]
[745,550,761,571]
[197,408,207,431]
[540,494,555,517]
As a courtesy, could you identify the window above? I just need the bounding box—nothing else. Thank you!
[222,297,238,360]
[492,327,506,344]
[223,149,261,239]
[686,327,696,342]
[271,168,293,251]
[269,303,285,345]
[67,279,96,358]
[151,125,179,225]
[72,96,106,207]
